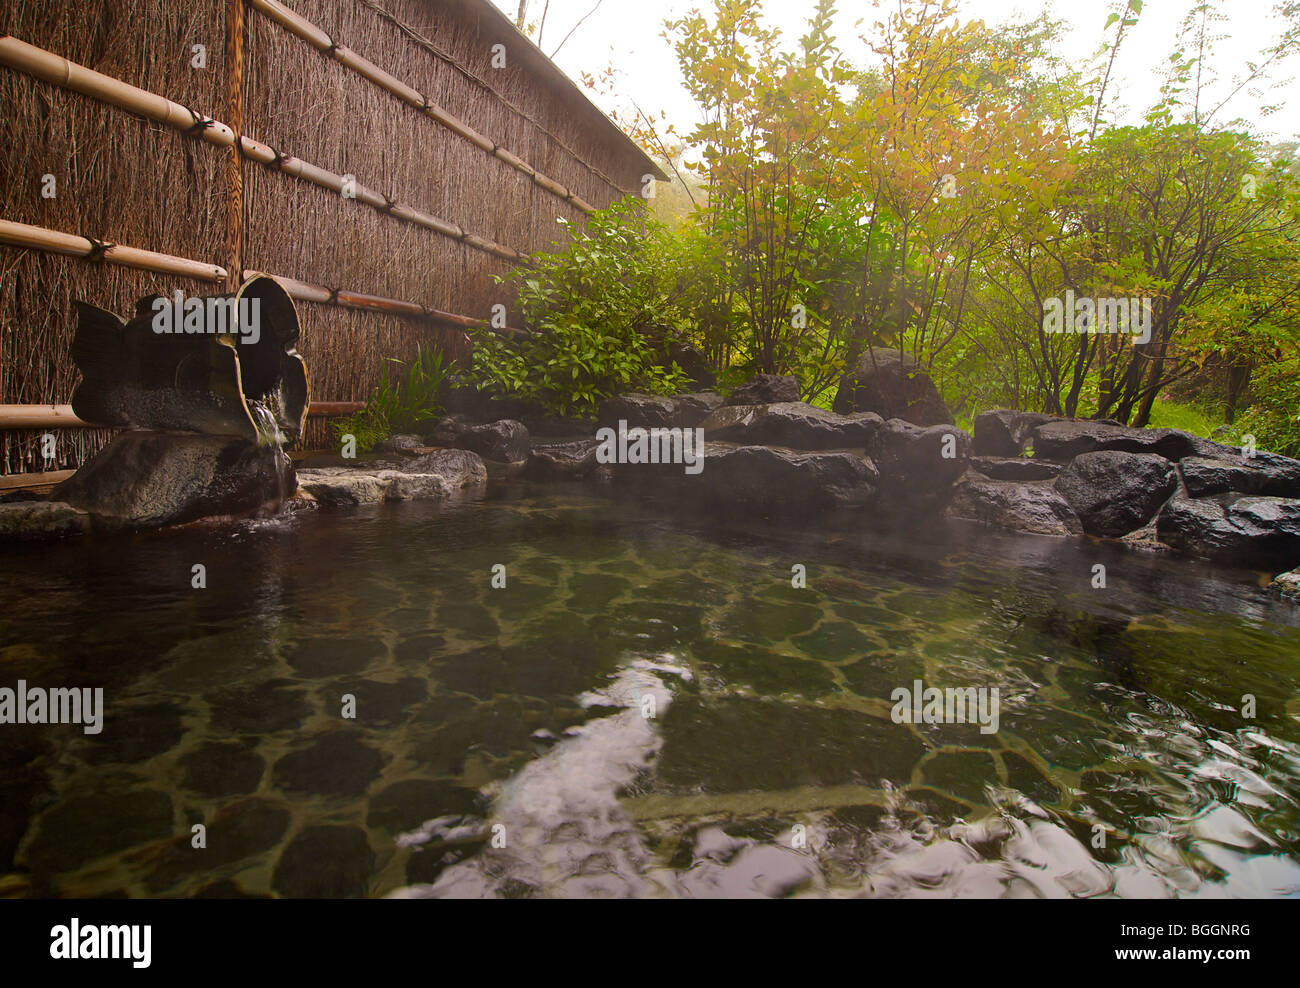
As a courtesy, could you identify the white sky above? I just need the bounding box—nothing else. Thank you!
[492,0,1300,145]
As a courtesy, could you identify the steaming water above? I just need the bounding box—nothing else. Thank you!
[1,486,1298,898]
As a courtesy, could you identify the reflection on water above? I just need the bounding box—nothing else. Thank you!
[1,486,1298,898]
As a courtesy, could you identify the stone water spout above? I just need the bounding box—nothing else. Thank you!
[69,275,309,445]
[52,275,308,530]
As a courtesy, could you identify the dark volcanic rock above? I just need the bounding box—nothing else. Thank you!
[372,434,425,455]
[675,391,725,421]
[1156,495,1300,567]
[1270,568,1300,600]
[52,431,294,530]
[271,732,387,797]
[425,417,530,464]
[526,438,603,479]
[727,374,802,406]
[668,342,717,388]
[22,790,174,874]
[973,410,1056,457]
[969,455,1061,481]
[596,392,721,432]
[947,474,1083,537]
[297,449,487,505]
[272,826,374,898]
[1030,420,1202,462]
[179,741,266,797]
[867,419,970,512]
[699,402,883,450]
[0,501,92,541]
[833,349,952,426]
[1053,451,1178,537]
[626,442,879,509]
[1179,453,1300,499]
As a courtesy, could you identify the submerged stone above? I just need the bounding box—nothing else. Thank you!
[271,731,387,797]
[272,825,374,898]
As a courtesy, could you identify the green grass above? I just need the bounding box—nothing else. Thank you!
[1145,399,1224,439]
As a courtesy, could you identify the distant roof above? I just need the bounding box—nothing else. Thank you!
[458,0,669,183]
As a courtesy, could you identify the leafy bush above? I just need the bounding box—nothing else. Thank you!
[1233,361,1300,457]
[464,198,696,417]
[334,344,450,453]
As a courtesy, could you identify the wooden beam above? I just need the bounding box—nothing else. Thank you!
[0,402,368,431]
[0,470,75,491]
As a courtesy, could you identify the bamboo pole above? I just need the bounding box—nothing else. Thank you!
[0,35,526,263]
[0,218,227,282]
[0,218,530,336]
[245,270,531,335]
[358,0,633,200]
[246,0,598,213]
[0,470,76,491]
[0,402,367,431]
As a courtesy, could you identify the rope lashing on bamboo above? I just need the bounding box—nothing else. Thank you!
[0,34,528,264]
[246,0,600,214]
[0,218,530,336]
[356,0,635,201]
[0,219,227,282]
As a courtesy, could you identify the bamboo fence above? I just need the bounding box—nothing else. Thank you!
[0,0,659,469]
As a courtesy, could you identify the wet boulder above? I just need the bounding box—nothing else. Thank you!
[596,392,721,432]
[297,449,487,505]
[973,410,1057,457]
[699,402,883,451]
[833,349,952,426]
[1053,451,1178,537]
[1270,568,1300,601]
[969,455,1060,481]
[947,474,1083,537]
[424,417,530,465]
[0,500,93,540]
[526,438,603,480]
[1030,420,1203,462]
[52,432,294,530]
[674,391,725,422]
[1156,495,1300,567]
[625,441,878,510]
[726,374,801,406]
[1179,453,1300,499]
[867,419,970,513]
[373,434,427,456]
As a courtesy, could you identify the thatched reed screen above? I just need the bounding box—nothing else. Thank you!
[0,0,661,471]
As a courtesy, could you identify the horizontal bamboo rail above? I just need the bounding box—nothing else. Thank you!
[242,269,530,335]
[0,402,367,431]
[0,218,227,282]
[358,0,635,200]
[248,0,598,214]
[0,218,529,335]
[0,35,526,263]
[0,470,75,491]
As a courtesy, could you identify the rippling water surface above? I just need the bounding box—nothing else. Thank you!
[1,485,1298,898]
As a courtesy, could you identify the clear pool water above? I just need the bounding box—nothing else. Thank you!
[1,485,1298,898]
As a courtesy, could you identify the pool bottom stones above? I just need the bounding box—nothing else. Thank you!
[0,493,1297,898]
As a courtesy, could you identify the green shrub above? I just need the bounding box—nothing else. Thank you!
[464,198,697,418]
[1233,361,1300,457]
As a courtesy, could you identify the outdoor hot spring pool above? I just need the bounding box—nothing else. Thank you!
[2,485,1299,899]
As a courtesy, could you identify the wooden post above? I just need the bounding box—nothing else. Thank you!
[224,0,246,293]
